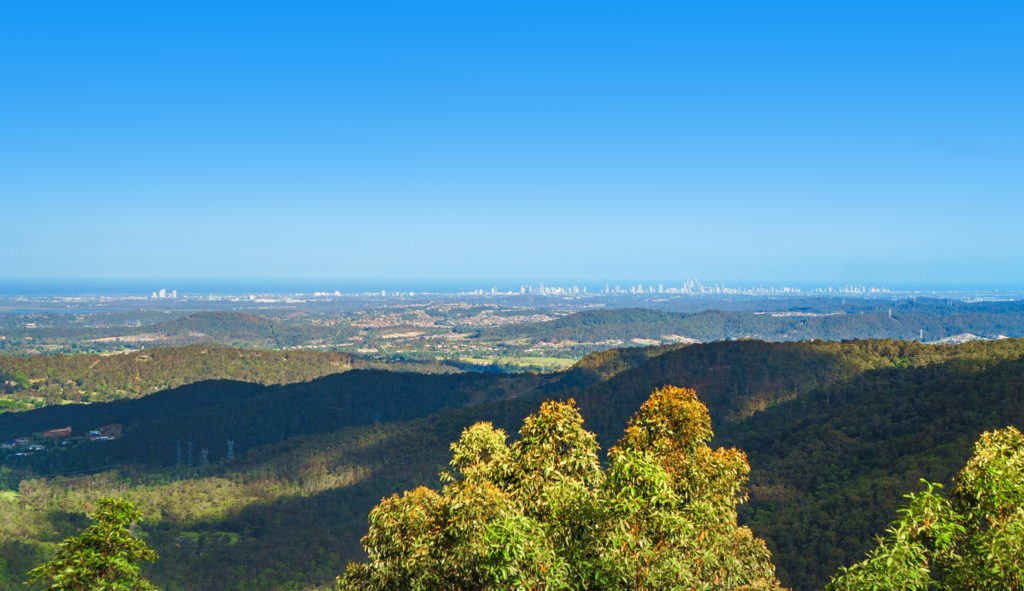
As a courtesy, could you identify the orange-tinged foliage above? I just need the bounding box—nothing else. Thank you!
[339,387,783,590]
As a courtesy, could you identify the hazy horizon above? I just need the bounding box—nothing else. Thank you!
[3,277,1024,298]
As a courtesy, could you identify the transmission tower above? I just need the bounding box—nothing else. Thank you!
[227,440,234,460]
[176,441,181,468]
[201,448,209,466]
[187,441,193,467]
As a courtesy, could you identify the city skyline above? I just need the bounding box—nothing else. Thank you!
[5,277,1022,300]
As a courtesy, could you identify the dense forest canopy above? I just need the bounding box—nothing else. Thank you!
[0,344,451,411]
[828,426,1024,589]
[2,338,1023,589]
[340,387,782,590]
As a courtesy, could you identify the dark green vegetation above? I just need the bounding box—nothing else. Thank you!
[479,303,1024,344]
[2,338,1024,590]
[828,427,1024,589]
[0,369,526,476]
[340,387,782,590]
[27,498,158,590]
[0,345,450,412]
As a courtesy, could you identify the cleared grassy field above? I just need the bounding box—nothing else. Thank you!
[458,356,576,371]
[0,396,39,412]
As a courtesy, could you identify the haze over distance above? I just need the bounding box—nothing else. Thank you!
[4,4,1024,591]
[3,279,1024,301]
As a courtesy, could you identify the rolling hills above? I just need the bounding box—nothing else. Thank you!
[0,344,452,412]
[3,338,1024,589]
[477,303,1024,344]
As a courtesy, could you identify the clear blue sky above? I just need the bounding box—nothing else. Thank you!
[2,1,1021,285]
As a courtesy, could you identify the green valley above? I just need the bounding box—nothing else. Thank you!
[3,337,1024,589]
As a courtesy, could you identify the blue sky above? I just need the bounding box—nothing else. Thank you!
[1,1,1021,285]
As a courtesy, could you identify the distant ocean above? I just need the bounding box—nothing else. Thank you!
[1,279,1021,298]
[0,279,546,296]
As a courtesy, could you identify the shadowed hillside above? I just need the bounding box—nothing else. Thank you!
[3,338,1024,590]
[0,344,452,411]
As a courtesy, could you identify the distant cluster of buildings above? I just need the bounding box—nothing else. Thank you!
[300,281,899,299]
[313,289,401,297]
[2,426,118,456]
[2,438,44,453]
[159,281,902,302]
[448,280,895,298]
[517,283,586,296]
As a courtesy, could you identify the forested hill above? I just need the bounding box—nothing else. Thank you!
[477,304,1024,343]
[557,338,1024,430]
[0,369,549,474]
[721,352,1024,587]
[3,338,1024,590]
[0,344,452,411]
[545,338,1024,587]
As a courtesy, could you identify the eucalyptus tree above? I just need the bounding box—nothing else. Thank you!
[339,386,782,590]
[829,426,1024,590]
[26,498,158,590]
